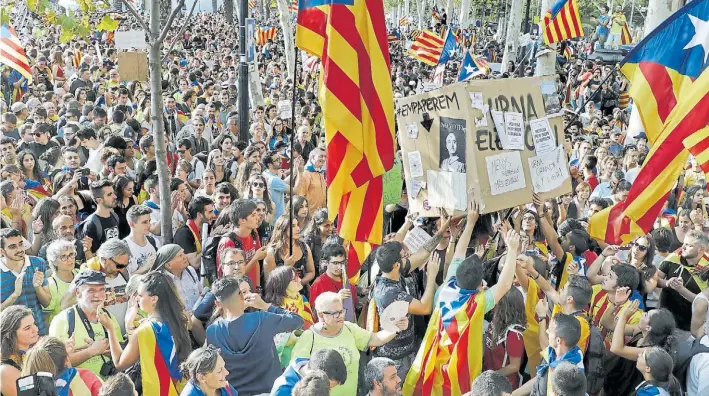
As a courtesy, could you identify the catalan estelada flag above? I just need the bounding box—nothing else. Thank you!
[256,26,278,45]
[458,50,489,81]
[408,30,445,66]
[400,16,409,26]
[137,321,185,396]
[55,367,102,396]
[403,278,487,396]
[588,0,709,245]
[295,0,395,281]
[408,29,422,41]
[541,0,584,45]
[249,0,256,8]
[620,22,632,45]
[0,23,33,82]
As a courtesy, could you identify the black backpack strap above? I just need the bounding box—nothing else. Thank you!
[67,307,76,337]
[146,235,158,250]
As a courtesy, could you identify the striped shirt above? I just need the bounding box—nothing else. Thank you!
[0,256,49,334]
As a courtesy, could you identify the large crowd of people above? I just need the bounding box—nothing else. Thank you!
[1,4,708,396]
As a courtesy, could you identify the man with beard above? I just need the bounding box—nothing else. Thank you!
[174,196,217,270]
[37,214,93,264]
[657,230,709,331]
[81,179,120,254]
[365,358,403,396]
[0,228,51,335]
[49,270,124,378]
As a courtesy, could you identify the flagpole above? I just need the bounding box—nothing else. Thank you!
[288,47,299,254]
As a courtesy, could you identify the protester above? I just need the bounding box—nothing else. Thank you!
[0,306,39,396]
[271,348,347,395]
[179,345,239,396]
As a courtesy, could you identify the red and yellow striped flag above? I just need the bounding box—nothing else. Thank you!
[541,0,584,45]
[295,0,395,280]
[0,23,33,83]
[256,26,278,45]
[684,127,709,179]
[620,22,632,45]
[408,30,444,66]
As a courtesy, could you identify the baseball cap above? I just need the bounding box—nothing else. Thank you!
[11,102,27,113]
[73,270,107,287]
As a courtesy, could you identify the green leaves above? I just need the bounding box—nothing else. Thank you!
[96,14,119,31]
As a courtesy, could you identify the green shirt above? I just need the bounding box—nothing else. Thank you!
[43,271,78,324]
[291,322,372,396]
[48,306,124,379]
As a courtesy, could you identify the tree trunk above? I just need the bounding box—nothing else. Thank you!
[404,0,409,16]
[159,0,171,24]
[275,0,295,79]
[501,0,522,67]
[445,0,453,21]
[212,0,218,13]
[416,0,424,29]
[535,0,555,76]
[459,0,470,27]
[644,0,672,36]
[225,0,234,22]
[264,0,270,19]
[148,0,174,243]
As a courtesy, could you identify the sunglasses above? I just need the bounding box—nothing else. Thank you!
[633,242,648,252]
[110,258,129,269]
[252,182,265,188]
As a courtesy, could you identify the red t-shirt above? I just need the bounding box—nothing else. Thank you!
[483,328,525,389]
[586,174,599,191]
[217,231,262,287]
[308,273,358,321]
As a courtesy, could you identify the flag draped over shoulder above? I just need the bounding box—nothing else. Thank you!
[137,321,184,396]
[589,0,709,245]
[408,30,444,66]
[403,279,486,396]
[620,22,632,45]
[541,0,584,45]
[55,368,102,396]
[295,0,395,281]
[0,23,33,82]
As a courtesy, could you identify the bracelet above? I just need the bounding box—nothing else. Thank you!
[537,316,547,324]
[530,272,540,280]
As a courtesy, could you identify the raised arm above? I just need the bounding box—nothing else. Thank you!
[533,194,564,261]
[491,230,521,304]
[587,245,619,286]
[610,300,645,360]
[455,201,480,260]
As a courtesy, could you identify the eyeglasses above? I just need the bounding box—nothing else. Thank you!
[321,310,344,318]
[633,242,648,252]
[329,260,347,266]
[177,150,185,154]
[58,252,77,261]
[222,260,245,268]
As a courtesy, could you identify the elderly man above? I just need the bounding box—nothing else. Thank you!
[49,270,124,379]
[38,214,92,264]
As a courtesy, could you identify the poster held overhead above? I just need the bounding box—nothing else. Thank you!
[529,146,570,193]
[529,117,557,155]
[485,151,527,195]
[502,112,525,150]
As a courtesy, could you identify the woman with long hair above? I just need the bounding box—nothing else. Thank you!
[0,306,39,396]
[680,185,707,223]
[291,195,311,231]
[264,266,315,366]
[101,271,192,395]
[567,181,592,220]
[253,199,274,246]
[243,146,262,165]
[114,175,137,239]
[75,87,88,106]
[302,208,336,276]
[514,209,548,256]
[624,235,656,271]
[28,197,60,255]
[607,304,679,395]
[21,337,103,396]
[179,345,237,396]
[206,149,230,184]
[135,96,151,125]
[483,287,526,389]
[244,174,275,220]
[268,118,288,151]
[50,51,65,86]
[634,347,682,396]
[18,150,48,189]
[264,216,315,287]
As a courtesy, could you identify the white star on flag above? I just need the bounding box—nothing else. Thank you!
[683,14,709,64]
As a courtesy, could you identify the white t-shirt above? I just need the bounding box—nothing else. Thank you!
[104,272,129,334]
[124,235,160,275]
[686,335,709,396]
[167,266,200,313]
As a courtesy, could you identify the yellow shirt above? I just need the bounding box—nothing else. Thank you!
[589,284,642,347]
[523,279,544,376]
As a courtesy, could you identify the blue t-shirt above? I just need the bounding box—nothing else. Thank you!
[264,170,288,223]
[270,357,309,396]
[0,256,50,335]
[597,15,610,35]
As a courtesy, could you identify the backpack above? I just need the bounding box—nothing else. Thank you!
[201,230,256,284]
[583,323,606,394]
[79,212,120,241]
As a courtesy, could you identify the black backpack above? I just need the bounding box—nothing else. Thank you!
[583,322,606,394]
[78,212,120,241]
[202,230,256,283]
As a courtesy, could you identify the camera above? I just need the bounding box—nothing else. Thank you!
[100,360,117,377]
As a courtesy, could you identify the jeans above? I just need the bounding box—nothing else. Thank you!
[607,32,621,49]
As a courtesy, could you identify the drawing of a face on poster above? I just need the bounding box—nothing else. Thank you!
[439,116,467,173]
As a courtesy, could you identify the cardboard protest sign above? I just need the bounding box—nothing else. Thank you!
[383,157,404,206]
[117,52,148,81]
[395,76,572,216]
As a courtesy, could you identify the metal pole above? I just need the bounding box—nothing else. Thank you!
[238,0,249,143]
[629,0,636,32]
[288,48,299,254]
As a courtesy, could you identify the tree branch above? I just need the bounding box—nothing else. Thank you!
[157,0,188,44]
[119,0,150,34]
[161,0,199,59]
